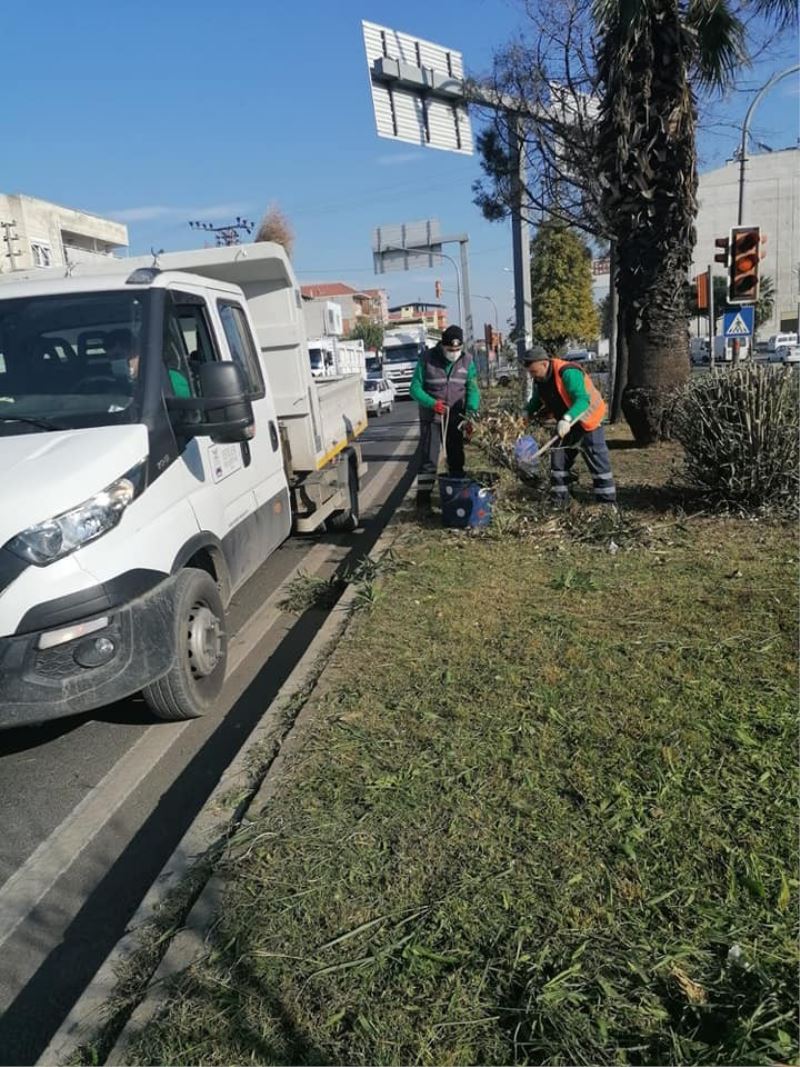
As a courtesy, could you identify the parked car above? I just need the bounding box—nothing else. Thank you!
[782,345,800,365]
[363,377,394,416]
[565,349,593,363]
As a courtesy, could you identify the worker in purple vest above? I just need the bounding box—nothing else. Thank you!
[409,325,481,513]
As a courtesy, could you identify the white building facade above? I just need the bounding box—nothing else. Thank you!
[0,193,128,273]
[692,148,799,336]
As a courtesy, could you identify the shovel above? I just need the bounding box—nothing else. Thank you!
[533,434,560,460]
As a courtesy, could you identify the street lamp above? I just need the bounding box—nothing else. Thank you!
[737,64,799,224]
[472,293,499,330]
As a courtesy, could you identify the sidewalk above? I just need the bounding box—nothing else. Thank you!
[114,425,798,1067]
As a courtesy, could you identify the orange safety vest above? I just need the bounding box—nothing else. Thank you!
[543,359,607,432]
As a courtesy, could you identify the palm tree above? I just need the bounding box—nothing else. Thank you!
[593,0,794,444]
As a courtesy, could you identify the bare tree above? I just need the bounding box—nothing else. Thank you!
[254,203,294,259]
[471,0,607,240]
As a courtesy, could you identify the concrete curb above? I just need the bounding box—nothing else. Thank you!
[38,423,417,1067]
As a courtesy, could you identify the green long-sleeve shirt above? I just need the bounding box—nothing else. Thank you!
[409,355,480,413]
[526,366,589,422]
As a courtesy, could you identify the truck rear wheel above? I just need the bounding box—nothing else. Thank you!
[326,456,360,533]
[142,569,227,721]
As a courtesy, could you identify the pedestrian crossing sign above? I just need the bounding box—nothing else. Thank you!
[723,307,754,338]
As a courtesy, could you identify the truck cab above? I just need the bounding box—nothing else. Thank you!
[0,245,366,728]
[381,325,437,397]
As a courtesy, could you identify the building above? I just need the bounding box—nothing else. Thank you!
[300,282,388,336]
[691,147,799,336]
[0,192,128,273]
[387,301,448,332]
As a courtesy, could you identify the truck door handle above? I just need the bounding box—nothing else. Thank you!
[269,421,279,451]
[240,442,252,467]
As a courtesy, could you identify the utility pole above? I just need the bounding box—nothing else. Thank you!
[189,217,255,246]
[0,220,22,271]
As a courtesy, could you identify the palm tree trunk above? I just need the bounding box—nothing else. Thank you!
[596,0,696,444]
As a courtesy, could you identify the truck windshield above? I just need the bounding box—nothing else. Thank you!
[309,349,323,368]
[0,291,149,434]
[383,344,421,363]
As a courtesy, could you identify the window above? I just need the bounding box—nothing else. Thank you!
[217,301,265,398]
[31,241,52,268]
[164,295,219,398]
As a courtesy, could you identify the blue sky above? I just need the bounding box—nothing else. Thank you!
[3,0,797,332]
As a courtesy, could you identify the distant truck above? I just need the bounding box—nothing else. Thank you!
[0,243,367,728]
[767,332,798,352]
[308,337,366,379]
[713,335,751,362]
[381,324,438,397]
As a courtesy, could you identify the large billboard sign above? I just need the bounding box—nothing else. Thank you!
[362,20,473,155]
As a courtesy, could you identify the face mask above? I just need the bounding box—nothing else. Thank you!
[444,347,461,363]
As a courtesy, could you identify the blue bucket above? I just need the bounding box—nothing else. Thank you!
[439,476,494,529]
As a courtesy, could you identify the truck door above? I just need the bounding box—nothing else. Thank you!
[165,288,289,593]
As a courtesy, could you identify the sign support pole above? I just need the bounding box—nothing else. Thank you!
[507,112,533,402]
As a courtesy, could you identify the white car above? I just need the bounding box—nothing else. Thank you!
[782,345,800,365]
[363,377,394,416]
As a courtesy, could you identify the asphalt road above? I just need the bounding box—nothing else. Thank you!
[0,404,419,1065]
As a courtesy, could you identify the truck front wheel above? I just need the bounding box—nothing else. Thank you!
[142,569,227,721]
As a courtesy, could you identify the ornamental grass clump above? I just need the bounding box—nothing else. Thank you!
[670,365,799,515]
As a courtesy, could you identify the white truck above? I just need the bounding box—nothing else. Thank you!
[0,243,367,728]
[712,335,751,362]
[308,336,366,379]
[381,324,438,397]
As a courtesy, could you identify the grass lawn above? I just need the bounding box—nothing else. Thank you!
[126,423,798,1066]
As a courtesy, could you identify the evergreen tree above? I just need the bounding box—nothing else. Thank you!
[530,222,598,352]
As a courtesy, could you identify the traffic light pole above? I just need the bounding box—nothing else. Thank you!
[708,265,715,370]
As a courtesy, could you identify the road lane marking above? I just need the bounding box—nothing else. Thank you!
[0,723,188,951]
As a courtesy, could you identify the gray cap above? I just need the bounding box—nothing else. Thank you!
[520,346,549,365]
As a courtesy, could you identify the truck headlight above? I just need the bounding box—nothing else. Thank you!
[6,462,146,566]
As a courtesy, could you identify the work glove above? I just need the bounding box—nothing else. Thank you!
[433,399,447,416]
[556,415,573,439]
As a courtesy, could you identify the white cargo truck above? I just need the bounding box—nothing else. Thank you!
[308,336,366,379]
[381,324,438,397]
[0,244,367,728]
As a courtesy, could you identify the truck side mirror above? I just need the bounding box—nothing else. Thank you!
[166,361,255,444]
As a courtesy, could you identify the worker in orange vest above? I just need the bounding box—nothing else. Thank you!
[521,347,616,505]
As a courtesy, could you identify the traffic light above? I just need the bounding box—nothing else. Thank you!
[434,280,442,299]
[728,226,762,304]
[695,272,709,311]
[714,236,729,268]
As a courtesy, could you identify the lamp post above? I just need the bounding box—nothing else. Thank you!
[738,64,799,225]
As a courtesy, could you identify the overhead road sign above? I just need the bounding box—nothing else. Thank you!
[372,220,443,274]
[362,20,473,154]
[723,307,754,338]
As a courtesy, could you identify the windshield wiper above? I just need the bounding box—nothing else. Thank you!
[0,415,66,432]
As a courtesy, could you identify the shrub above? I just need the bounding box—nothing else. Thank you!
[670,365,799,515]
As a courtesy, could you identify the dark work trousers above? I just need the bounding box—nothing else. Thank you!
[415,404,466,496]
[550,424,616,503]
